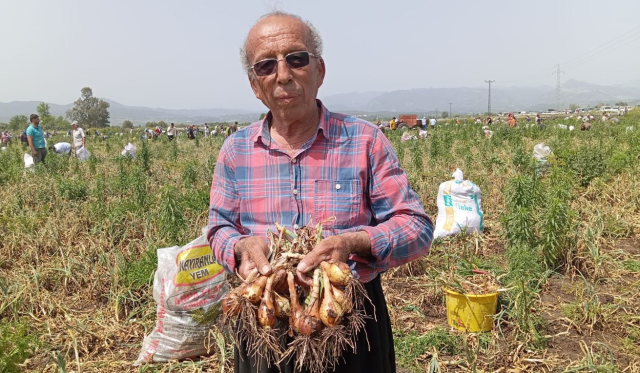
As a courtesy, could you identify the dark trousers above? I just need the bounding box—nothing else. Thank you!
[34,147,47,165]
[234,275,395,373]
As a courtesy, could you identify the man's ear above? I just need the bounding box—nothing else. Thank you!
[316,57,326,88]
[249,76,262,100]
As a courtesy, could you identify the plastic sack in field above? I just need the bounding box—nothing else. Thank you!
[533,143,552,174]
[434,169,484,239]
[76,147,91,162]
[533,143,552,162]
[24,153,34,169]
[122,143,136,159]
[136,233,229,364]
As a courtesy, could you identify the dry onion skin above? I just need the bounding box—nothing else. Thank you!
[221,222,369,373]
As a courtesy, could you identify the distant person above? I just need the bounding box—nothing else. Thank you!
[422,116,427,130]
[1,130,10,146]
[535,114,542,126]
[233,121,239,133]
[507,113,517,128]
[20,130,28,145]
[601,113,608,122]
[167,123,176,141]
[49,142,72,157]
[204,123,210,138]
[155,126,162,136]
[71,121,86,157]
[430,117,437,128]
[525,115,531,122]
[486,116,493,125]
[187,125,195,140]
[26,114,47,165]
[389,117,397,130]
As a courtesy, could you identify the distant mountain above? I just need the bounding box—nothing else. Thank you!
[320,79,640,114]
[2,79,639,124]
[0,99,260,125]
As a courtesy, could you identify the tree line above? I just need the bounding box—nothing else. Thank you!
[1,87,110,132]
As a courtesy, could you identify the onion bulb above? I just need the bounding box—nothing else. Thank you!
[297,268,323,336]
[241,275,268,303]
[222,293,241,317]
[274,293,291,317]
[320,268,343,327]
[320,261,352,286]
[287,272,303,334]
[257,275,276,329]
[331,285,352,313]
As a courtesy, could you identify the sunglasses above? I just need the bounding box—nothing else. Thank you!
[251,51,317,77]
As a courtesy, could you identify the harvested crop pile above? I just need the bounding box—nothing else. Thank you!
[221,222,368,373]
[440,270,501,295]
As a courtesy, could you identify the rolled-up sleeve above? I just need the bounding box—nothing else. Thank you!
[357,130,433,279]
[207,142,248,273]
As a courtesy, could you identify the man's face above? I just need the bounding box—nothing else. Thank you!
[72,124,78,131]
[246,16,325,122]
[32,117,40,126]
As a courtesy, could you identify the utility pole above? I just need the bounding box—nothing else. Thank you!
[552,64,565,111]
[448,103,452,118]
[484,80,495,115]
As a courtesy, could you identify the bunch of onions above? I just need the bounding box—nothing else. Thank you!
[219,221,368,373]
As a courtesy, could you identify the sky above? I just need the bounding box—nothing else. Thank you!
[1,0,639,111]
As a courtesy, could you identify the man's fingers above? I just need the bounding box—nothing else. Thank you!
[247,247,271,275]
[297,249,323,274]
[295,270,313,287]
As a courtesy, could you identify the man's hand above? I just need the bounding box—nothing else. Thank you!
[31,149,38,157]
[296,232,371,286]
[234,236,272,280]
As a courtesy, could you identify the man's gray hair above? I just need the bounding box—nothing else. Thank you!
[240,11,323,78]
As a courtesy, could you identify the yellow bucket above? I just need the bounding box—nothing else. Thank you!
[444,288,498,332]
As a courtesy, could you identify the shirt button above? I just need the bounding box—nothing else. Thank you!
[293,189,298,195]
[291,158,297,163]
[335,183,341,190]
[294,224,299,229]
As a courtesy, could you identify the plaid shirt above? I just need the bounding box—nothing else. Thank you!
[207,101,433,283]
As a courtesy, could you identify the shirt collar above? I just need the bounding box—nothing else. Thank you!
[252,99,335,146]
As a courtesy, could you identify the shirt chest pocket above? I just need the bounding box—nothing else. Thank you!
[314,180,361,229]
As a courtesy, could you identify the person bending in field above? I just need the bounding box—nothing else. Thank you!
[26,114,47,165]
[49,142,73,157]
[207,11,434,373]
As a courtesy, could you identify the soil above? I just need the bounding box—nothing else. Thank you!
[383,236,640,372]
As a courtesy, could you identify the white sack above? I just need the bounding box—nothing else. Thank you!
[76,147,91,162]
[434,169,484,239]
[533,143,552,162]
[122,143,137,159]
[24,153,34,169]
[136,233,229,364]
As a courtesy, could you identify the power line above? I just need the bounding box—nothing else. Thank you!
[501,24,640,85]
[561,25,640,67]
[563,32,640,71]
[484,80,495,115]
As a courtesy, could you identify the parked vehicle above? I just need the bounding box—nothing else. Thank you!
[397,114,421,130]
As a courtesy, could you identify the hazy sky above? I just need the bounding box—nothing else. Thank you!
[1,0,639,111]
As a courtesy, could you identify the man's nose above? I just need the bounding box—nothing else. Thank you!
[275,59,292,84]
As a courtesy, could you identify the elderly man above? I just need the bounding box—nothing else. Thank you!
[208,12,433,373]
[71,121,86,157]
